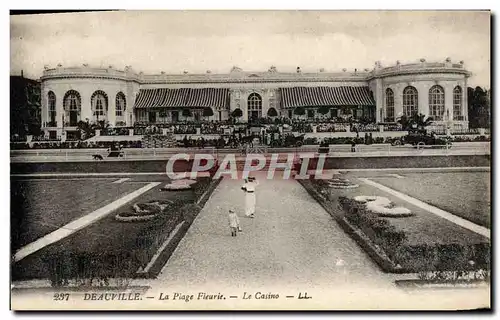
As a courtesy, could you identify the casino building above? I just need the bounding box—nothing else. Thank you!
[40,58,471,139]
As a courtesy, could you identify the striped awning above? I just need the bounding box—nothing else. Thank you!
[280,86,375,108]
[134,88,229,109]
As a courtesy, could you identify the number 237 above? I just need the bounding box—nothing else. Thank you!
[53,293,70,301]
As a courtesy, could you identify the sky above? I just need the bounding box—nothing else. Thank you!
[10,10,491,88]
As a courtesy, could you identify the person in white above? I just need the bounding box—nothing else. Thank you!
[242,177,259,218]
[228,209,241,237]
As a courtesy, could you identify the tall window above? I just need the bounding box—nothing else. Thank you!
[247,93,262,120]
[453,86,462,120]
[429,85,445,120]
[402,86,418,116]
[63,90,81,126]
[116,92,126,117]
[91,90,108,119]
[48,91,56,125]
[385,88,395,122]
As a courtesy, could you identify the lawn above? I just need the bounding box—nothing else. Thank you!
[11,176,215,282]
[370,171,490,228]
[300,174,491,273]
[10,178,148,250]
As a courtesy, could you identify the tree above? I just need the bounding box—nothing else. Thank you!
[203,107,214,118]
[397,115,410,130]
[182,108,192,117]
[318,106,330,115]
[293,107,306,116]
[397,113,433,132]
[10,76,41,138]
[468,86,490,128]
[231,108,243,118]
[77,120,94,140]
[267,107,278,117]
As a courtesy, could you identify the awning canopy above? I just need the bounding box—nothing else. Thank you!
[280,86,375,108]
[134,88,229,109]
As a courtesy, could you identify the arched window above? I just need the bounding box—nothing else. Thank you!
[429,85,445,120]
[91,90,108,119]
[402,86,418,116]
[48,91,56,125]
[247,92,262,120]
[385,88,394,122]
[453,86,462,120]
[63,90,81,126]
[116,92,126,117]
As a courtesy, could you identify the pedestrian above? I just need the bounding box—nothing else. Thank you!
[351,140,356,152]
[242,177,259,218]
[228,209,241,237]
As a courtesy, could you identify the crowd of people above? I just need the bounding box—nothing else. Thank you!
[10,140,143,150]
[200,122,225,134]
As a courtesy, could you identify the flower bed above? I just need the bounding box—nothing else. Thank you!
[339,196,490,273]
[115,200,174,222]
[16,177,222,286]
[160,180,196,191]
[353,196,413,217]
[299,178,491,275]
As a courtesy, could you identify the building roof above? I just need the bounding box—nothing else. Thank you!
[134,88,229,109]
[281,86,375,108]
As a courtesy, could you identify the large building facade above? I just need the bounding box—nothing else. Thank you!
[40,59,471,138]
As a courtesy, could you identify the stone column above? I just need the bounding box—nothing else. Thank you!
[394,84,404,118]
[375,79,384,122]
[108,92,116,127]
[80,90,92,123]
[445,83,454,122]
[419,84,430,117]
[463,78,468,122]
[56,90,64,128]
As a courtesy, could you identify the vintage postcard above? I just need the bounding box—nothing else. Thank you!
[10,10,491,311]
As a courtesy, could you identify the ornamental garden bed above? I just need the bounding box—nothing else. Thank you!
[370,172,491,228]
[12,176,222,287]
[299,177,491,278]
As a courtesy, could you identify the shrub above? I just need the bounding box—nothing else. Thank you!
[42,252,137,287]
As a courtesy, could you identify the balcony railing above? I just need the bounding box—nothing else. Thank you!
[46,121,58,127]
[100,128,131,136]
[382,123,403,131]
[453,115,465,121]
[450,128,479,135]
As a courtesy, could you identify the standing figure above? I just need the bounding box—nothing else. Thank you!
[242,178,259,218]
[228,209,241,237]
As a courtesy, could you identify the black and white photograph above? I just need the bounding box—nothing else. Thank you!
[8,9,491,311]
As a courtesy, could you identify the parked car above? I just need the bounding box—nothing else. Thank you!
[391,130,452,148]
[270,133,305,147]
